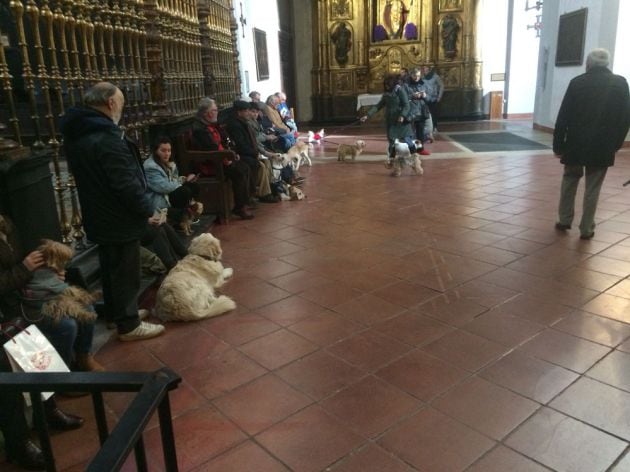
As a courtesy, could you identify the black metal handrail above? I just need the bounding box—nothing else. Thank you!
[0,368,181,472]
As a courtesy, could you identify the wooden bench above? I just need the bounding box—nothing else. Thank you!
[175,130,234,223]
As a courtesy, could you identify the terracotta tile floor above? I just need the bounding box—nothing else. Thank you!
[10,120,630,471]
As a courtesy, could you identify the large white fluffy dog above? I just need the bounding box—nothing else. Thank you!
[155,233,236,321]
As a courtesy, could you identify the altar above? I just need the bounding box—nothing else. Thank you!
[356,93,383,110]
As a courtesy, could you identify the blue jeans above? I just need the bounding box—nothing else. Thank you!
[37,315,95,366]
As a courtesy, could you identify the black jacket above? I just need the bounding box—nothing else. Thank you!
[226,116,259,159]
[553,66,630,167]
[60,107,153,244]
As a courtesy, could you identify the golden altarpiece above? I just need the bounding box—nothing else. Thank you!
[0,0,241,249]
[311,0,482,121]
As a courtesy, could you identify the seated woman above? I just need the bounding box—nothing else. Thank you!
[19,239,103,373]
[144,137,200,229]
[0,215,84,470]
[140,214,187,272]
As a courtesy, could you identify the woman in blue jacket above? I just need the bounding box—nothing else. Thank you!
[144,136,200,225]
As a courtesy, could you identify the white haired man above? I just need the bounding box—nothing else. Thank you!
[553,48,630,240]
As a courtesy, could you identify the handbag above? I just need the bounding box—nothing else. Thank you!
[3,323,70,400]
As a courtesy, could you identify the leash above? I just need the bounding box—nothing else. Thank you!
[305,118,364,146]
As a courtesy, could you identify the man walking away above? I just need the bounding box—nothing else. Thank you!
[553,49,630,240]
[61,82,165,341]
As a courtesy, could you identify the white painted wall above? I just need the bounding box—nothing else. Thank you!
[508,0,541,114]
[234,0,284,100]
[614,0,630,79]
[478,0,508,102]
[476,0,539,115]
[534,0,623,129]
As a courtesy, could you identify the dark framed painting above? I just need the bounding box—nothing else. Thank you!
[253,28,269,80]
[555,8,588,66]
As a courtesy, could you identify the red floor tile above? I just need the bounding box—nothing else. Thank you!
[432,376,539,440]
[467,445,550,472]
[239,329,318,370]
[213,374,312,435]
[378,408,495,471]
[320,376,421,438]
[505,407,626,472]
[255,405,365,472]
[191,441,289,471]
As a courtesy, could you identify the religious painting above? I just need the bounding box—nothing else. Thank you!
[253,28,269,80]
[371,0,420,43]
[331,0,352,20]
[439,0,462,12]
[555,8,588,66]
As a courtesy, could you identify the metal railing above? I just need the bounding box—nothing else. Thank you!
[0,368,181,472]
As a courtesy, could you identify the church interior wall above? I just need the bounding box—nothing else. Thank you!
[614,0,630,80]
[292,0,315,122]
[534,0,623,130]
[507,0,540,114]
[235,0,284,100]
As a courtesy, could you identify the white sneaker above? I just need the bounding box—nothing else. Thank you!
[107,309,150,329]
[118,321,165,341]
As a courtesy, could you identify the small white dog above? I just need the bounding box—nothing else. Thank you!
[390,139,423,177]
[307,129,325,144]
[155,233,236,321]
[337,140,366,162]
[285,141,312,170]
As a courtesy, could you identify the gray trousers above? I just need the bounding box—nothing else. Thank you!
[558,165,608,236]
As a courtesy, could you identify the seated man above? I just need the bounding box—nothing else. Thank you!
[274,91,298,133]
[191,98,254,219]
[264,95,297,149]
[226,100,278,204]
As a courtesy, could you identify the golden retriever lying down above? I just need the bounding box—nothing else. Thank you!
[155,233,236,321]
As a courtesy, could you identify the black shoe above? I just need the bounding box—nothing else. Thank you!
[233,208,254,220]
[6,439,45,471]
[580,232,595,240]
[45,406,84,431]
[555,222,571,231]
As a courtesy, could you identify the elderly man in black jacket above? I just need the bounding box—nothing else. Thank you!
[60,82,165,341]
[553,48,630,240]
[226,100,278,203]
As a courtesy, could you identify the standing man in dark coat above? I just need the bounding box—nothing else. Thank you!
[60,82,165,341]
[553,48,630,240]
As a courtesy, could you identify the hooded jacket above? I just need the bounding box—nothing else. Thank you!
[553,66,630,167]
[60,107,153,244]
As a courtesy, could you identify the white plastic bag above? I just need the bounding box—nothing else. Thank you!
[3,324,70,400]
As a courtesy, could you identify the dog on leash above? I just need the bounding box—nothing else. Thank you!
[154,233,236,321]
[390,139,424,177]
[286,141,312,170]
[307,129,325,144]
[337,140,366,162]
[20,239,99,323]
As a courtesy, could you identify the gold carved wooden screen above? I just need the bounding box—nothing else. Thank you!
[0,0,240,244]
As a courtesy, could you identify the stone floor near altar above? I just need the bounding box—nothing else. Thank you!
[13,120,630,471]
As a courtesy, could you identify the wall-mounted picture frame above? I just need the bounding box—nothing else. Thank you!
[439,0,462,12]
[253,28,269,80]
[555,8,588,66]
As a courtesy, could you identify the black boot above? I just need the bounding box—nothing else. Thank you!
[44,397,84,431]
[6,439,45,471]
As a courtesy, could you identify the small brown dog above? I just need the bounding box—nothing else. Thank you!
[21,239,99,323]
[337,140,366,162]
[285,141,312,170]
[180,201,204,236]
